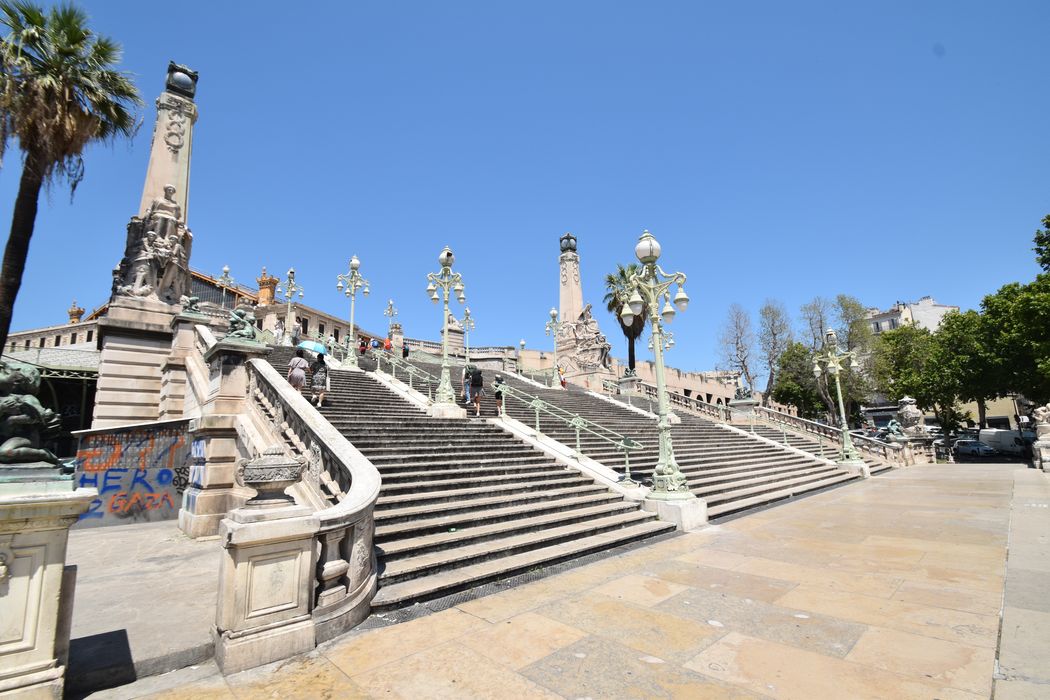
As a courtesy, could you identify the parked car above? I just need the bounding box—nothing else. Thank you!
[954,440,997,457]
[978,429,1033,457]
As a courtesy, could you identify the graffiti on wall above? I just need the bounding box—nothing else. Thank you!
[73,421,191,528]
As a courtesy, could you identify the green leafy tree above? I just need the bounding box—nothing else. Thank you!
[936,310,1000,427]
[758,299,791,406]
[872,325,969,435]
[0,1,140,349]
[1033,214,1050,272]
[770,341,825,419]
[980,275,1050,403]
[833,294,875,421]
[603,263,647,373]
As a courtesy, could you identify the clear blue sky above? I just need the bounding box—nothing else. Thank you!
[2,1,1047,379]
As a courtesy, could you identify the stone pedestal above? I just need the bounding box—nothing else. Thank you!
[92,297,177,429]
[213,451,318,675]
[728,397,758,424]
[0,465,95,698]
[179,340,270,539]
[1035,439,1050,473]
[160,312,210,420]
[643,496,706,531]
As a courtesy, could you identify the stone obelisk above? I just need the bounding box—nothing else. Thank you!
[92,63,200,428]
[556,233,614,389]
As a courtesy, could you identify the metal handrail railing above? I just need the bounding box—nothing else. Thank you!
[497,381,641,482]
[754,405,905,464]
[370,349,441,400]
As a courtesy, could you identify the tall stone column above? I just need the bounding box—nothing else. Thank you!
[93,63,200,429]
[555,233,614,387]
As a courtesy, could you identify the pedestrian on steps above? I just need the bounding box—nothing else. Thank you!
[470,366,484,417]
[310,355,329,407]
[402,343,410,359]
[462,364,472,403]
[493,375,506,416]
[383,337,392,352]
[287,348,308,389]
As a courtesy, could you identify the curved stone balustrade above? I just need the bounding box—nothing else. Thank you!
[244,358,381,641]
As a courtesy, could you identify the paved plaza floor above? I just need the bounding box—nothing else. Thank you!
[83,463,1050,699]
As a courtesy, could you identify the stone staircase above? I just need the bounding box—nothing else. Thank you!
[266,347,675,608]
[747,422,891,475]
[437,363,860,519]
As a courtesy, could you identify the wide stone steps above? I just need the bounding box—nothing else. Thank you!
[703,468,853,507]
[371,520,672,609]
[706,471,857,517]
[263,351,675,607]
[380,467,582,495]
[378,503,649,561]
[375,491,627,541]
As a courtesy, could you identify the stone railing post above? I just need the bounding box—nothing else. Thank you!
[0,463,96,698]
[161,309,219,420]
[179,335,270,539]
[213,448,319,674]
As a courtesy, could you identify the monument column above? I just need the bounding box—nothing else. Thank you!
[555,233,614,388]
[92,63,200,428]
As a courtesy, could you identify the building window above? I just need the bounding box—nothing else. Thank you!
[890,318,898,329]
[301,318,309,335]
[24,339,30,349]
[872,322,881,333]
[38,338,45,348]
[86,330,93,342]
[70,332,77,344]
[54,335,61,346]
[318,323,325,337]
[334,329,340,342]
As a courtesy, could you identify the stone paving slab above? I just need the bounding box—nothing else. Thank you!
[85,463,1050,699]
[66,519,221,695]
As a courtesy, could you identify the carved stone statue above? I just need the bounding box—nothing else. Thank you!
[1032,403,1050,471]
[886,419,905,437]
[896,396,927,437]
[227,306,259,342]
[0,360,61,465]
[145,184,182,240]
[113,184,193,305]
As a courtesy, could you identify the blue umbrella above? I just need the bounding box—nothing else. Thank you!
[297,340,327,355]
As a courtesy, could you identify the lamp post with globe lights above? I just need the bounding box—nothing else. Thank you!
[545,308,563,388]
[217,265,235,309]
[336,256,370,367]
[619,230,694,500]
[460,307,476,364]
[275,268,304,346]
[384,299,398,338]
[426,247,466,408]
[812,328,869,476]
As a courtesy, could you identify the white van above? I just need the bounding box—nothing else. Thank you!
[978,429,1033,456]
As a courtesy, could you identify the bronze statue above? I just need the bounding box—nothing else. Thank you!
[227,306,259,341]
[0,360,60,465]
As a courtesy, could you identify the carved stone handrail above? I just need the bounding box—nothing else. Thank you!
[630,380,733,422]
[243,356,381,641]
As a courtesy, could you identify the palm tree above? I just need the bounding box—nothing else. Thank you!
[603,263,648,373]
[0,2,140,350]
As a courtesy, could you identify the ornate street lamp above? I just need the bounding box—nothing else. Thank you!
[461,307,476,364]
[384,298,398,338]
[619,230,693,500]
[336,256,369,368]
[217,264,235,309]
[545,308,563,388]
[426,246,465,407]
[275,268,304,346]
[813,328,869,475]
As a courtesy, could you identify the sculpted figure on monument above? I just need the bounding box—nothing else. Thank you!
[0,360,61,465]
[145,184,182,240]
[895,396,927,436]
[227,306,260,342]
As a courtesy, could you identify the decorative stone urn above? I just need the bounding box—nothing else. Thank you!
[236,446,304,508]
